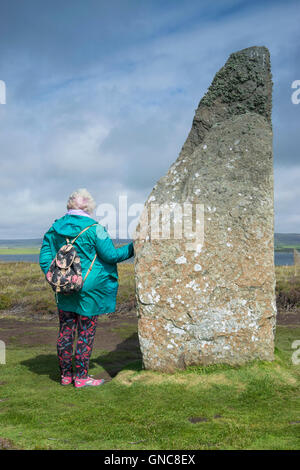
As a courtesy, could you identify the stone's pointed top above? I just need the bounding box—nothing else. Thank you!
[229,45,270,72]
[180,45,272,159]
[204,44,272,118]
[233,45,270,58]
[238,45,269,51]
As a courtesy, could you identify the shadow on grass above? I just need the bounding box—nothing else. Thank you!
[21,353,60,383]
[20,332,142,383]
[95,332,142,379]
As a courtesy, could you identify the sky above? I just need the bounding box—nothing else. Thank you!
[0,0,299,238]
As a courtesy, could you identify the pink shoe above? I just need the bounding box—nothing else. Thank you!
[61,375,74,386]
[74,376,105,388]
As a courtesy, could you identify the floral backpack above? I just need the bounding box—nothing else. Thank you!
[45,223,98,294]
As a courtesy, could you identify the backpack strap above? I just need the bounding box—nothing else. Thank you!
[69,223,99,284]
[83,253,97,282]
[70,223,98,245]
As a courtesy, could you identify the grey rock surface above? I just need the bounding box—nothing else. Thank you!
[134,46,276,372]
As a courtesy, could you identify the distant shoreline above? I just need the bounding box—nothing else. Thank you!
[0,251,295,266]
[0,239,132,255]
[0,254,134,264]
[0,236,298,266]
[0,247,298,254]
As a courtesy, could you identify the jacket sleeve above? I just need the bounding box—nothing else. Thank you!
[39,230,54,274]
[95,225,134,265]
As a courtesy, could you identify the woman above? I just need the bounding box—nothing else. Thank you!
[39,188,134,388]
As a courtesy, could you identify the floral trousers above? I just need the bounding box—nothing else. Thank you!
[57,309,98,378]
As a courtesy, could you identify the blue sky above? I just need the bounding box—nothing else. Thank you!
[0,0,299,238]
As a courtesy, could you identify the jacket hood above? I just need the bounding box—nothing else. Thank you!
[52,214,98,238]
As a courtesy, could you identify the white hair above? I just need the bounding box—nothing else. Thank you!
[67,188,96,215]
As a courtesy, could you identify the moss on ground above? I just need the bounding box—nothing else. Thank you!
[0,327,299,450]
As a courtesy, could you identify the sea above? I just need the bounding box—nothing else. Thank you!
[0,239,134,264]
[0,247,294,266]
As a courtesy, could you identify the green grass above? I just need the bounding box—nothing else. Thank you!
[0,262,135,318]
[1,262,297,318]
[1,243,296,254]
[111,323,139,340]
[0,262,299,449]
[0,247,40,255]
[0,326,299,450]
[275,245,300,252]
[275,266,300,310]
[0,242,129,255]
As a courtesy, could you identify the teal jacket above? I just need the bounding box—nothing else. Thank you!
[39,214,134,317]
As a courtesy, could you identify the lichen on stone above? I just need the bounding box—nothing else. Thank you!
[134,46,276,372]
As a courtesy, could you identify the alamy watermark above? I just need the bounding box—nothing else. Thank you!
[0,340,5,364]
[291,340,300,365]
[0,80,6,104]
[95,195,204,252]
[291,80,300,104]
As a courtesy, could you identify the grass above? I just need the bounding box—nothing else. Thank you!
[275,265,300,311]
[0,242,129,256]
[0,247,40,255]
[0,262,300,449]
[0,262,135,318]
[275,245,300,252]
[0,327,299,450]
[1,241,296,254]
[1,262,298,317]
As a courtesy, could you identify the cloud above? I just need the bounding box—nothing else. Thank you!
[0,0,299,237]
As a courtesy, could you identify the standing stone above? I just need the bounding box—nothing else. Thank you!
[294,249,300,266]
[134,46,277,372]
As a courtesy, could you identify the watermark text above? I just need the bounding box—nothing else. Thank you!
[0,340,5,364]
[291,80,300,104]
[95,196,205,253]
[0,80,6,104]
[292,340,300,365]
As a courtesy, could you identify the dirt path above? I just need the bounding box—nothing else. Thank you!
[0,301,141,381]
[0,305,299,381]
[0,313,138,349]
[0,306,299,349]
[276,309,300,327]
